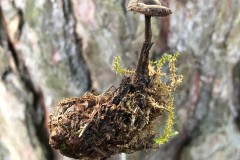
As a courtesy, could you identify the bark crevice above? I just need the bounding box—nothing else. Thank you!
[0,4,55,160]
[62,0,92,91]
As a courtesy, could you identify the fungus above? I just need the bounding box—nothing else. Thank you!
[49,1,182,159]
[127,0,172,86]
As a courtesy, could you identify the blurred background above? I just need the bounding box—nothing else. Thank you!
[0,0,240,160]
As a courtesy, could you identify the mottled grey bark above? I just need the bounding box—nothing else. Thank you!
[1,0,240,160]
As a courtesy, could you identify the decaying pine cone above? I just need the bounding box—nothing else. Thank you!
[49,76,167,159]
[49,52,182,159]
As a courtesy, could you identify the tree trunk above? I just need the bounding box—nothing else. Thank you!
[0,0,240,160]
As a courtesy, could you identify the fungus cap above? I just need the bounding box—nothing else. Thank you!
[127,0,172,17]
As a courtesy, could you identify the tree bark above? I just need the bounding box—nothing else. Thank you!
[1,0,240,160]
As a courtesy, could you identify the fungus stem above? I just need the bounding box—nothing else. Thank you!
[145,15,152,43]
[135,15,153,86]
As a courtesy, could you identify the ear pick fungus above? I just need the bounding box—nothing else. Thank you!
[49,0,182,159]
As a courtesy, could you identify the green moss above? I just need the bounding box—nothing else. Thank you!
[113,52,182,145]
[113,56,134,75]
[151,52,181,145]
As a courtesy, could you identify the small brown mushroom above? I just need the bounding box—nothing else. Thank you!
[127,0,172,43]
[127,0,172,85]
[127,0,172,17]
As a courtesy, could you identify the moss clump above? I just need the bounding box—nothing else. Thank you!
[114,52,182,145]
[49,53,182,159]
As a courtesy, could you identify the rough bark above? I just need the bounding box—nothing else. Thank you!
[1,0,240,160]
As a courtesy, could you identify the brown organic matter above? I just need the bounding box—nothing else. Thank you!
[49,77,166,159]
[48,53,182,159]
[48,1,181,159]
